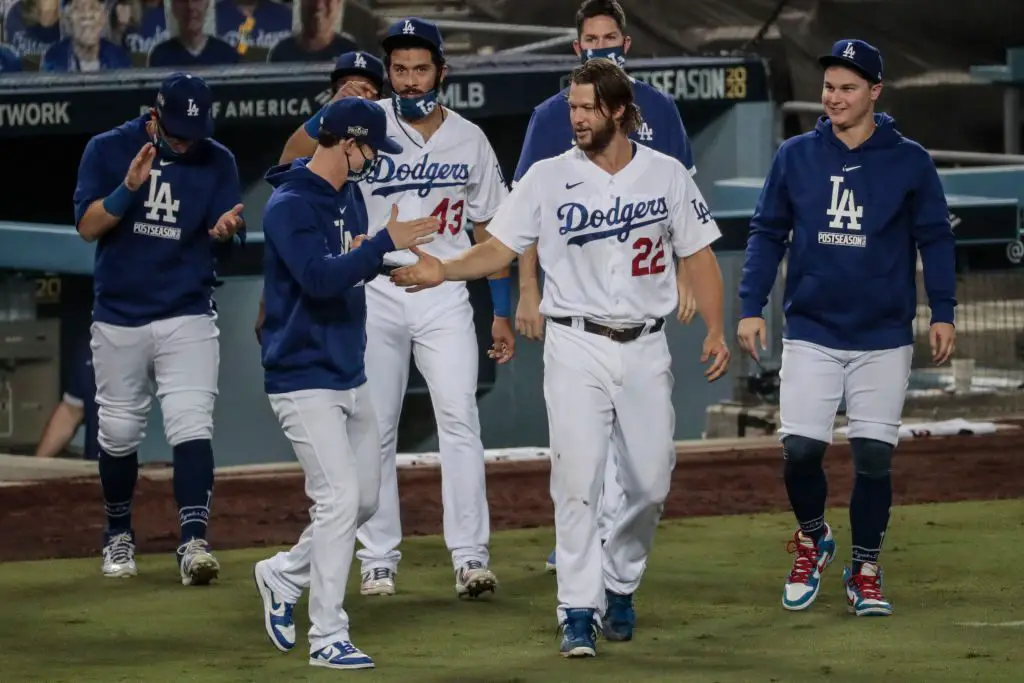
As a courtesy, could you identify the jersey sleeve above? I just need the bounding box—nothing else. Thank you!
[73,136,119,226]
[513,106,554,183]
[466,130,509,223]
[661,93,696,174]
[485,166,542,255]
[668,161,720,258]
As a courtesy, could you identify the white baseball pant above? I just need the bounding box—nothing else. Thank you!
[544,319,676,625]
[90,313,219,457]
[355,278,491,573]
[258,384,381,653]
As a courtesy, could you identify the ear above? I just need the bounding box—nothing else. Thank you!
[622,35,632,54]
[870,83,883,102]
[572,39,581,57]
[438,63,449,84]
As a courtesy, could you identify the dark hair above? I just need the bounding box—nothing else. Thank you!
[570,58,641,134]
[316,130,342,148]
[575,0,627,38]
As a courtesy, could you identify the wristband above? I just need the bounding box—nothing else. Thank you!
[102,182,138,217]
[488,276,512,318]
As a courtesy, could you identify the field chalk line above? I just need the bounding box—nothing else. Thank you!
[955,620,1024,628]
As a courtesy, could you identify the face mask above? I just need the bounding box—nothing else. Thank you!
[581,46,626,68]
[347,144,376,182]
[391,90,438,121]
[153,124,195,162]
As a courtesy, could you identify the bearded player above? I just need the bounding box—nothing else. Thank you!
[390,59,729,656]
[73,72,245,585]
[514,0,700,574]
[276,17,509,599]
[737,39,956,617]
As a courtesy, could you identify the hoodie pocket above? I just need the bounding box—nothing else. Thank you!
[786,271,911,330]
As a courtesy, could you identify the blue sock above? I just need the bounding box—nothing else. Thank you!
[172,439,214,543]
[849,457,892,572]
[99,450,138,535]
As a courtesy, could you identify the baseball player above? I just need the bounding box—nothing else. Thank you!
[737,39,957,617]
[278,17,510,598]
[390,58,729,656]
[256,49,387,342]
[252,98,439,671]
[73,72,245,585]
[35,335,99,460]
[514,0,700,575]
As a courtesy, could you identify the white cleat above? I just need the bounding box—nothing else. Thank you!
[360,567,396,596]
[102,531,138,578]
[455,560,497,599]
[178,538,220,586]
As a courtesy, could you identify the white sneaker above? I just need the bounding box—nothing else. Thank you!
[360,567,396,596]
[455,560,497,599]
[177,538,220,586]
[102,531,137,578]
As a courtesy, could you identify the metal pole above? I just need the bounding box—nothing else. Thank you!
[423,19,576,37]
[1004,87,1021,155]
[498,33,577,54]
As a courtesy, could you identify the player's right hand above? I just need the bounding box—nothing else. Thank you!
[391,245,445,293]
[385,203,439,250]
[125,142,156,191]
[736,316,767,362]
[332,80,379,103]
[515,286,544,340]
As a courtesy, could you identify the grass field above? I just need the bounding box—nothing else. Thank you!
[4,499,1023,682]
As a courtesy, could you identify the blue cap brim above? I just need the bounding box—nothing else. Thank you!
[160,112,213,141]
[818,55,879,83]
[375,136,403,155]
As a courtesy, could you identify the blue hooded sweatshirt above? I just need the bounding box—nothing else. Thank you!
[260,158,396,394]
[738,113,956,351]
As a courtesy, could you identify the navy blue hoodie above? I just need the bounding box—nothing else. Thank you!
[260,158,396,394]
[739,113,956,351]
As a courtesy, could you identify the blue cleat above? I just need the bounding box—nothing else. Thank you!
[545,549,557,573]
[603,590,635,641]
[253,560,296,652]
[782,524,836,611]
[310,641,375,670]
[559,608,599,658]
[844,563,893,616]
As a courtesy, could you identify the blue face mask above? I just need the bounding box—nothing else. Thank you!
[581,46,626,68]
[392,90,438,121]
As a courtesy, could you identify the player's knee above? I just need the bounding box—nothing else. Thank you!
[98,408,146,456]
[163,395,215,447]
[357,488,379,526]
[782,435,828,472]
[850,438,893,478]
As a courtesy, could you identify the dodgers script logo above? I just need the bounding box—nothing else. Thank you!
[558,196,670,246]
[365,153,471,198]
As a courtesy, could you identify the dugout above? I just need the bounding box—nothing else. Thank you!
[0,55,779,464]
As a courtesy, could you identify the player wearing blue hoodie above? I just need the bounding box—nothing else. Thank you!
[251,97,439,671]
[736,40,956,618]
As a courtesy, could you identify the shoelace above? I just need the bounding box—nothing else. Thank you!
[369,568,392,581]
[464,560,484,571]
[785,537,819,583]
[177,538,209,559]
[335,641,360,656]
[851,573,884,601]
[105,533,134,564]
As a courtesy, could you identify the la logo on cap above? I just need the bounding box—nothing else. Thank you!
[842,42,856,59]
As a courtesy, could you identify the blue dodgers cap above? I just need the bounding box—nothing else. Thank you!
[819,39,884,84]
[155,72,214,140]
[318,98,402,155]
[331,51,385,91]
[381,17,445,59]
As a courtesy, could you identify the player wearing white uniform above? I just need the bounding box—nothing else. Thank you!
[353,17,509,598]
[390,59,730,657]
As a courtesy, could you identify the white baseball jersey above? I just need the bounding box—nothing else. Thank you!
[489,144,721,324]
[360,100,509,267]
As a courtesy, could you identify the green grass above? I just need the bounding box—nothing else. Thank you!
[4,499,1023,682]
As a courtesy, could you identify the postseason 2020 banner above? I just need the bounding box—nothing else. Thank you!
[0,54,770,138]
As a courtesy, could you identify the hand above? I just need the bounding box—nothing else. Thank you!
[352,234,368,250]
[676,281,696,324]
[930,322,956,365]
[702,333,730,382]
[125,142,156,191]
[515,286,544,340]
[489,316,516,364]
[737,316,767,362]
[210,203,244,242]
[385,203,439,250]
[391,245,444,293]
[332,79,379,103]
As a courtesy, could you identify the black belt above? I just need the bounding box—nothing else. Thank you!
[549,316,664,343]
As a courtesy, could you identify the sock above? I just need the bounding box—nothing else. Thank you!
[172,439,215,543]
[783,448,828,544]
[99,450,138,534]
[850,470,892,573]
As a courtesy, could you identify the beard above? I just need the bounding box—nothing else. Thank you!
[574,117,616,153]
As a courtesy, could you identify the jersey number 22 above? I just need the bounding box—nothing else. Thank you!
[632,236,667,276]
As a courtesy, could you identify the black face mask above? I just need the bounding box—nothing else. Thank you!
[153,121,200,163]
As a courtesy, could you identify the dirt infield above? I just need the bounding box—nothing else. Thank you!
[1,429,1022,563]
